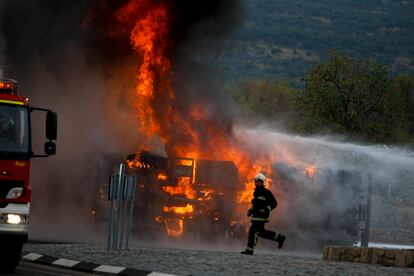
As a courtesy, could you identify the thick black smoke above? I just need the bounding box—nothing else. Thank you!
[0,0,243,241]
[168,0,244,156]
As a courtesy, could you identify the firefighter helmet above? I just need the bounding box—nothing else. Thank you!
[254,173,266,183]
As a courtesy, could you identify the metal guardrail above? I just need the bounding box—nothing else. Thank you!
[107,163,136,251]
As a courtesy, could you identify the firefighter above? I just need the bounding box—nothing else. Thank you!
[241,173,286,255]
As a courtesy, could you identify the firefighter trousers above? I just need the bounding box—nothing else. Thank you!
[246,221,278,251]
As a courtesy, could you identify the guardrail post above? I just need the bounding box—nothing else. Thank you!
[107,163,136,251]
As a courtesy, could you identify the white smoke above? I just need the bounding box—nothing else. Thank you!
[234,125,414,248]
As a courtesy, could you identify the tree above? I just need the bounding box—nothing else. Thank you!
[393,74,414,143]
[298,51,411,144]
[229,78,300,127]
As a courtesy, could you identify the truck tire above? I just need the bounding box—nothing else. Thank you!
[0,237,23,273]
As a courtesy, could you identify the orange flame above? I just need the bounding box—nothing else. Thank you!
[117,0,275,233]
[164,218,184,237]
[154,215,163,223]
[230,220,238,227]
[304,165,317,179]
[117,1,272,177]
[157,173,168,181]
[117,1,174,143]
[126,159,151,169]
[198,188,215,201]
[162,176,196,199]
[163,204,194,215]
[175,159,194,166]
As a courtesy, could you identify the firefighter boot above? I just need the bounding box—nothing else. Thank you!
[275,234,286,249]
[240,249,254,255]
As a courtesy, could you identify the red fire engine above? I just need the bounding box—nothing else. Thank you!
[0,78,57,272]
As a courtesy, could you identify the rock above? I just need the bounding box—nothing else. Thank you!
[360,248,372,263]
[323,245,414,268]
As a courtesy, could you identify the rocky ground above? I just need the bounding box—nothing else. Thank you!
[23,243,414,275]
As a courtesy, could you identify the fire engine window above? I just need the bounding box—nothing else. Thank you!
[0,104,29,153]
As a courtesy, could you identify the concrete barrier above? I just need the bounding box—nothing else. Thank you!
[323,246,414,267]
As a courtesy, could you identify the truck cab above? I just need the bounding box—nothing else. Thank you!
[0,78,57,272]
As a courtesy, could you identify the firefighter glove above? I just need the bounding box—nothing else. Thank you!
[247,209,253,217]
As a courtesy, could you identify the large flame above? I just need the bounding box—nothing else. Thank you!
[162,176,196,200]
[117,1,175,144]
[116,0,273,236]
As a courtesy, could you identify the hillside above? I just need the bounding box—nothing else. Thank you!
[211,0,414,83]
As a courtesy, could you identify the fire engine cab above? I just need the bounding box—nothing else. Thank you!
[0,78,57,272]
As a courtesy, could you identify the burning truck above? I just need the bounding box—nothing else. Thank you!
[92,151,368,248]
[103,151,244,241]
[92,153,249,241]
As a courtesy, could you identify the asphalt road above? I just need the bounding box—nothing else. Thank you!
[24,243,414,276]
[3,261,94,276]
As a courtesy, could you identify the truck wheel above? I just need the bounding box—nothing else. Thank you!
[0,239,23,273]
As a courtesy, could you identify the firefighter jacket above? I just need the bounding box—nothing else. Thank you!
[250,186,277,222]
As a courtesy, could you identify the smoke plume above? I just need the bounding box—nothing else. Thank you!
[0,0,136,241]
[0,0,244,242]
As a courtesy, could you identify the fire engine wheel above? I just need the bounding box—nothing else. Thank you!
[0,238,23,273]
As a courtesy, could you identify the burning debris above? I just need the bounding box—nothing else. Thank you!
[122,152,241,239]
